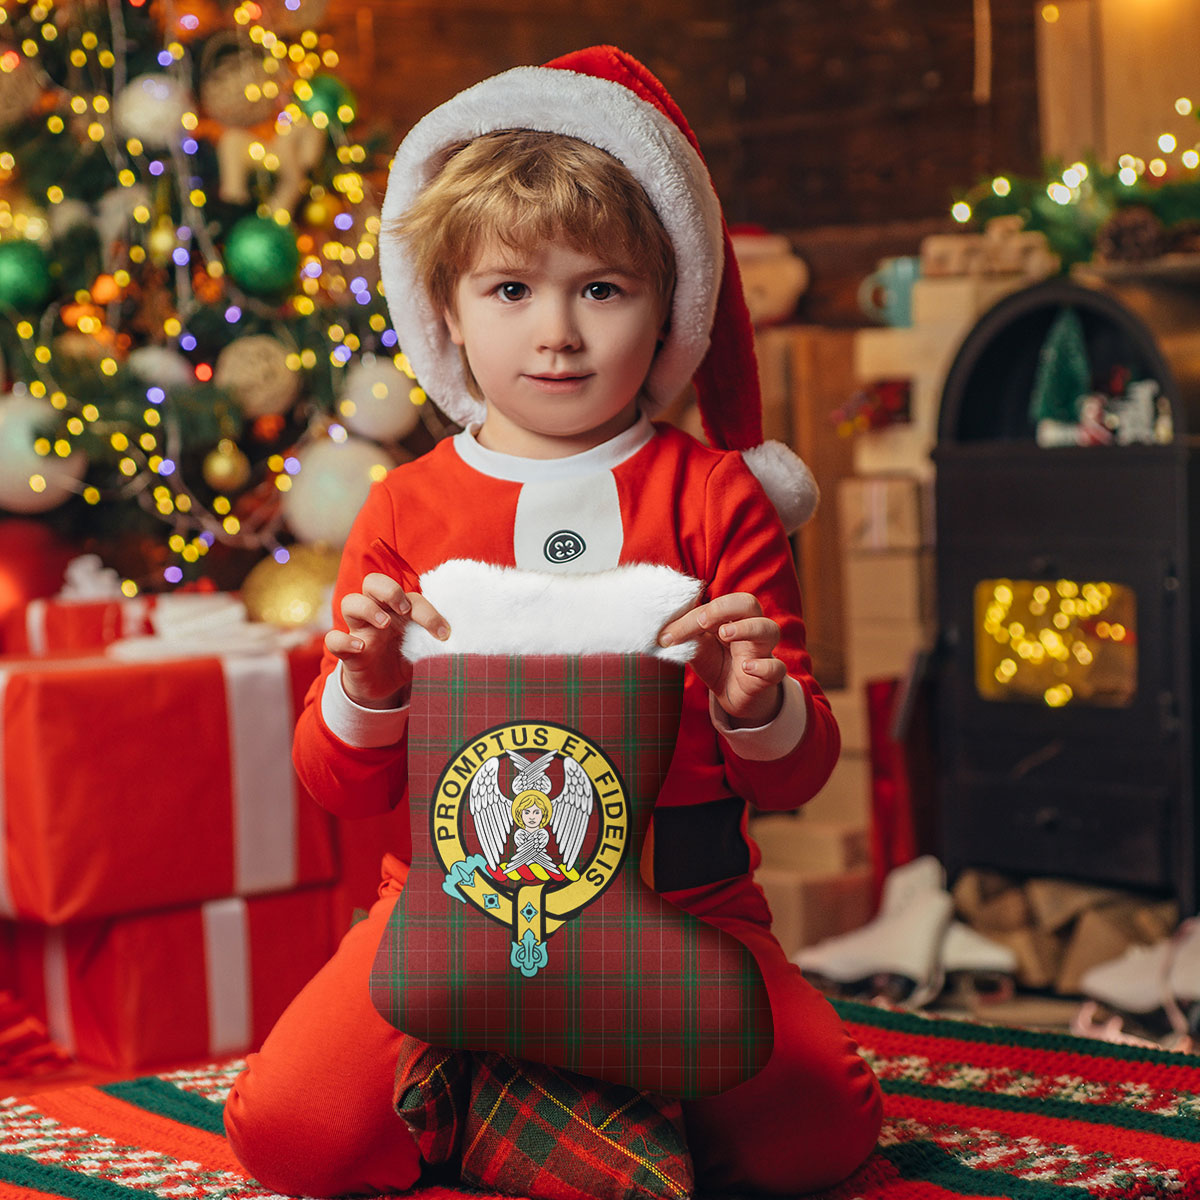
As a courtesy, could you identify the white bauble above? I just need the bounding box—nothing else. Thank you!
[338,354,421,442]
[127,345,195,388]
[215,334,301,418]
[281,435,392,545]
[200,49,277,127]
[0,390,86,514]
[48,199,94,240]
[96,184,151,263]
[113,74,192,147]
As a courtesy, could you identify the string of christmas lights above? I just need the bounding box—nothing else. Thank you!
[950,84,1200,268]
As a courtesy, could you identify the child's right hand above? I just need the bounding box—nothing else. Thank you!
[324,573,450,709]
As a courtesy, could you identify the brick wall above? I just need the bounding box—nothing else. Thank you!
[328,0,1041,236]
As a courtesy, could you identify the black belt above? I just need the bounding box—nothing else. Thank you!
[651,796,750,892]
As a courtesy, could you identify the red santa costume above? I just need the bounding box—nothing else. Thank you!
[224,45,882,1197]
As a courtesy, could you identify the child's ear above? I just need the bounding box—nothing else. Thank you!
[443,307,465,346]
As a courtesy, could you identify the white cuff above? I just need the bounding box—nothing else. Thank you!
[710,675,808,762]
[320,661,410,748]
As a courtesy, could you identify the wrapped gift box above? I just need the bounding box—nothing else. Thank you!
[4,596,156,655]
[0,641,339,923]
[11,886,338,1071]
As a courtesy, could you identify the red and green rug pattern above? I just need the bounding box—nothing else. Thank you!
[2,999,1200,1199]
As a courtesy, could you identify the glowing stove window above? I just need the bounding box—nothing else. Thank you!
[974,579,1136,707]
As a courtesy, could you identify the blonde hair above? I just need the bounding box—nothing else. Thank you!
[390,129,676,327]
[512,790,552,827]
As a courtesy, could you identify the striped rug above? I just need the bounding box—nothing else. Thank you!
[1,999,1199,1199]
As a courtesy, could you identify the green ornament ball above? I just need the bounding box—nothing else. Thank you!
[296,74,356,127]
[224,216,301,296]
[0,241,53,311]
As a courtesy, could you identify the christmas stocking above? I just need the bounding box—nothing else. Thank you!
[370,560,773,1097]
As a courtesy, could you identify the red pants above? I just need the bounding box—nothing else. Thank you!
[224,855,882,1196]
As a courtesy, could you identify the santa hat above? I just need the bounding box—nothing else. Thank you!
[379,45,818,530]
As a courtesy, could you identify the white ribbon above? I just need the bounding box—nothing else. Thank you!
[202,897,252,1056]
[38,899,253,1061]
[23,601,48,655]
[121,596,152,638]
[42,928,75,1055]
[221,653,299,895]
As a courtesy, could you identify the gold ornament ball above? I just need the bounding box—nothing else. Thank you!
[303,197,332,228]
[202,438,252,491]
[215,334,301,418]
[242,544,341,628]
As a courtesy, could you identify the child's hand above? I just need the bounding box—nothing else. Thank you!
[324,573,449,709]
[658,592,786,727]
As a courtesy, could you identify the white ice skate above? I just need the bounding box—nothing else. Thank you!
[793,856,954,1007]
[1077,917,1200,1048]
[941,920,1018,1004]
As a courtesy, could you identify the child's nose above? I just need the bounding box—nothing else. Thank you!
[536,298,581,352]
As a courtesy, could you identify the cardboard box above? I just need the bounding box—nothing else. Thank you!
[837,475,932,553]
[845,620,933,691]
[12,886,338,1071]
[749,814,870,875]
[755,866,875,959]
[909,275,1026,329]
[0,642,337,923]
[824,687,868,754]
[754,326,795,446]
[843,548,935,627]
[801,750,871,825]
[853,325,959,383]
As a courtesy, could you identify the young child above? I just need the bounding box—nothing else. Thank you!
[224,46,882,1197]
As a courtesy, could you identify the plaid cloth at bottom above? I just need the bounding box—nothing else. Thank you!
[396,1035,694,1200]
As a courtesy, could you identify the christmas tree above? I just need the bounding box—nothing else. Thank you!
[0,0,441,596]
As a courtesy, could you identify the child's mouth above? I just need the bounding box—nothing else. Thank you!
[526,373,592,392]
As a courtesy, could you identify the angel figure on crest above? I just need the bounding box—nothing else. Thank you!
[470,749,594,883]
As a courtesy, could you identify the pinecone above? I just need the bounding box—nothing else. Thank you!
[1095,206,1167,263]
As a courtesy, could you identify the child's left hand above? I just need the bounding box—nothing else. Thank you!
[658,593,786,727]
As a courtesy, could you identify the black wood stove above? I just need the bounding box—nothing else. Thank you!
[933,276,1200,913]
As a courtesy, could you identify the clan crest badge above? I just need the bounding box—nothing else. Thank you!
[430,720,629,977]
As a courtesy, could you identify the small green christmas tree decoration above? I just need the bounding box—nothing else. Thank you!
[1029,307,1091,425]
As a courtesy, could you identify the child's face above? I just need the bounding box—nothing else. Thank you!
[519,803,543,830]
[443,238,663,458]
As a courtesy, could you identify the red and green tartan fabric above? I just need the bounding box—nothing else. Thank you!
[369,653,773,1098]
[394,1034,694,1200]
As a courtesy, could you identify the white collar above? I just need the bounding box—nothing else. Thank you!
[451,411,654,483]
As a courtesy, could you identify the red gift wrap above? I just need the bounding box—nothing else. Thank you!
[4,597,156,655]
[0,642,338,923]
[11,886,338,1071]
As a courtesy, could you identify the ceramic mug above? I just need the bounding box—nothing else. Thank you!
[858,255,922,326]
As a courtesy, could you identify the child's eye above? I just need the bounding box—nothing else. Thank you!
[497,282,528,301]
[585,282,619,301]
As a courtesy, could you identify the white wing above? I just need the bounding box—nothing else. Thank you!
[550,758,594,870]
[469,757,509,870]
[506,749,555,795]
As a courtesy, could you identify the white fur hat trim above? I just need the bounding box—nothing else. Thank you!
[379,65,725,430]
[402,560,701,663]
